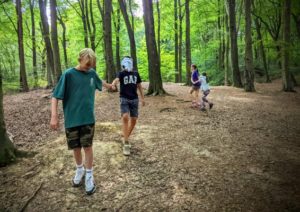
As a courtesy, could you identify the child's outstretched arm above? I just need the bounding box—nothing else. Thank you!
[50,97,59,130]
[137,83,145,106]
[102,81,113,90]
[111,78,119,91]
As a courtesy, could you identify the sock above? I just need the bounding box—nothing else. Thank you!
[76,164,84,170]
[86,168,93,178]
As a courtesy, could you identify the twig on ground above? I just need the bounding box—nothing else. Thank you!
[20,182,43,212]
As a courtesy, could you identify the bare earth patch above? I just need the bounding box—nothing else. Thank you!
[1,80,300,211]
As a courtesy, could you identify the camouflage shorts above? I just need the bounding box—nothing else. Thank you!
[65,124,95,150]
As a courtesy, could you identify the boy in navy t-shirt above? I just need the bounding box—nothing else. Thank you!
[111,56,145,156]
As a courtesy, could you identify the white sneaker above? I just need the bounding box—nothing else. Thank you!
[123,144,131,156]
[85,174,96,195]
[72,167,85,187]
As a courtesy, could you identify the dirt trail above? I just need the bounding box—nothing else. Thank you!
[1,80,300,211]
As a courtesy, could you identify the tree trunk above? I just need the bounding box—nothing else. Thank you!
[224,3,230,86]
[79,0,89,47]
[39,0,54,87]
[114,7,121,72]
[244,0,255,92]
[57,11,68,69]
[178,0,183,83]
[29,0,38,88]
[86,0,96,51]
[16,0,29,92]
[118,0,138,72]
[0,72,17,166]
[50,0,62,83]
[142,0,165,95]
[282,0,294,91]
[228,0,243,88]
[103,0,115,82]
[185,0,191,86]
[174,0,179,82]
[156,0,161,65]
[254,17,270,82]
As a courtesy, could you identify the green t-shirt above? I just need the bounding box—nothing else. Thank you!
[52,68,102,129]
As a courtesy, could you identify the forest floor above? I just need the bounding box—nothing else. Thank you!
[1,80,300,211]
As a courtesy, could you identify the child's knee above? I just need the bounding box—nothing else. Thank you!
[122,113,129,121]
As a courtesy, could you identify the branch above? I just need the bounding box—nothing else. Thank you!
[65,0,81,17]
[20,182,43,212]
[1,5,17,32]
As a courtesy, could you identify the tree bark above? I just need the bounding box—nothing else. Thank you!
[39,0,54,87]
[16,0,29,92]
[185,0,191,86]
[282,0,294,91]
[118,0,138,72]
[244,0,255,92]
[142,0,165,95]
[0,72,17,166]
[103,0,115,82]
[228,0,243,87]
[174,0,179,82]
[78,0,89,47]
[224,0,230,85]
[156,0,161,65]
[29,0,38,88]
[113,7,121,72]
[57,10,68,69]
[178,0,183,84]
[50,0,62,83]
[254,17,271,82]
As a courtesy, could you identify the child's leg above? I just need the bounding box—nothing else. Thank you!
[83,146,93,169]
[73,148,83,166]
[128,117,138,138]
[122,113,130,142]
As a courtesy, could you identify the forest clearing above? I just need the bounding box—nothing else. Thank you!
[1,80,300,211]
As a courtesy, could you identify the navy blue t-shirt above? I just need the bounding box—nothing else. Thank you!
[191,70,201,87]
[118,71,142,100]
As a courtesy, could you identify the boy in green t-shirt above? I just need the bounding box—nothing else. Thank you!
[50,48,112,195]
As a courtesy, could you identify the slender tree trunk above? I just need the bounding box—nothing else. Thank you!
[0,72,17,166]
[217,0,223,71]
[178,0,183,83]
[254,17,270,82]
[142,0,165,95]
[282,0,294,91]
[244,0,255,92]
[118,0,138,72]
[79,0,89,47]
[156,0,161,64]
[86,0,96,51]
[29,0,38,88]
[174,0,179,82]
[89,0,96,51]
[50,0,62,83]
[103,0,115,82]
[228,0,243,87]
[16,0,29,92]
[39,0,54,87]
[114,7,121,72]
[224,1,230,85]
[185,0,191,86]
[57,11,68,69]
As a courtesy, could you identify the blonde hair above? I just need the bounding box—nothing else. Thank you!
[78,48,96,66]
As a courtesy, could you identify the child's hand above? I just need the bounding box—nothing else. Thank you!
[111,84,117,91]
[50,115,59,130]
[140,99,145,106]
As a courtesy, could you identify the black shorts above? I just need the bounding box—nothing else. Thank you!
[65,124,95,150]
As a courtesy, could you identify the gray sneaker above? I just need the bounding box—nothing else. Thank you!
[85,175,96,195]
[123,142,131,156]
[72,167,85,187]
